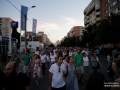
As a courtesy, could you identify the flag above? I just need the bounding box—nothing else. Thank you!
[20,5,28,31]
[32,19,37,36]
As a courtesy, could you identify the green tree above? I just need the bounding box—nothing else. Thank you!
[48,43,55,47]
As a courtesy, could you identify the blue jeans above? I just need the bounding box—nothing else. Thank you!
[93,66,97,72]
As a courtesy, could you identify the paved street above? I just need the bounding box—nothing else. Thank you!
[1,55,112,90]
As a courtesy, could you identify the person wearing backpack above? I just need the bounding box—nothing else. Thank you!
[91,52,102,72]
[112,54,120,81]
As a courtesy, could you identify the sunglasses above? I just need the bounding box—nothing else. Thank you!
[58,67,61,73]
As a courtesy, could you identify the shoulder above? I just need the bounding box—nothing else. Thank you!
[49,64,56,72]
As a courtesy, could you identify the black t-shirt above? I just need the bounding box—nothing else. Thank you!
[0,70,5,90]
[3,72,30,90]
[1,54,7,62]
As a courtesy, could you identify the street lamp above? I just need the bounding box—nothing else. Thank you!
[25,6,36,49]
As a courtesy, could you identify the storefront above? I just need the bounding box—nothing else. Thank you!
[0,36,17,54]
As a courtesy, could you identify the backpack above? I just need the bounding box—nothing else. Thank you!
[107,63,114,78]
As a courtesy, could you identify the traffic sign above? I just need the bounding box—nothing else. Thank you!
[11,22,18,28]
[2,36,17,42]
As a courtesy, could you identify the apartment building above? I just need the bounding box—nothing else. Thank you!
[84,0,120,28]
[0,17,13,37]
[84,0,101,28]
[108,0,120,15]
[67,26,85,39]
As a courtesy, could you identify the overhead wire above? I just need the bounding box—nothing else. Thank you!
[7,0,32,24]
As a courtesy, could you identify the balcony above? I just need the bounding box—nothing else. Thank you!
[96,12,100,16]
[96,17,101,21]
[95,4,100,10]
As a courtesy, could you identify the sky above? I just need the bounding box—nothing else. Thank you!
[0,0,91,43]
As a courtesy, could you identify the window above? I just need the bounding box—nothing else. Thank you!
[105,4,107,7]
[113,1,117,6]
[105,10,108,13]
[116,7,120,13]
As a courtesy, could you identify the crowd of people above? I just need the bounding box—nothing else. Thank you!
[0,47,120,90]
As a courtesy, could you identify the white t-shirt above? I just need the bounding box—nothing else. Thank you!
[69,52,73,56]
[50,55,56,62]
[35,51,39,55]
[49,63,66,88]
[107,56,110,61]
[40,54,47,63]
[63,52,66,57]
[7,52,11,56]
[62,60,68,68]
[83,56,89,66]
[47,56,50,62]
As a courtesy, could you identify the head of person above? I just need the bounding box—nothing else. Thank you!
[56,56,63,65]
[12,51,17,56]
[86,72,106,90]
[35,55,40,59]
[93,52,97,57]
[114,54,120,67]
[69,56,74,64]
[51,51,54,55]
[83,52,86,57]
[64,55,69,62]
[41,50,44,55]
[25,49,30,54]
[84,48,86,51]
[5,62,18,77]
[77,48,81,54]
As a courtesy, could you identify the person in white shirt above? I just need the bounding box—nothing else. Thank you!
[83,52,89,80]
[107,54,111,66]
[62,55,69,68]
[7,50,11,61]
[47,53,50,68]
[62,50,67,58]
[50,51,56,65]
[48,56,66,90]
[40,51,47,75]
[35,48,39,56]
[69,50,73,57]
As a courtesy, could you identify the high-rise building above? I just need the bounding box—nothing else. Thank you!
[108,0,120,16]
[0,17,13,37]
[67,26,85,39]
[84,0,120,28]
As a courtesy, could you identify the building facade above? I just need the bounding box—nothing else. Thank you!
[84,0,120,28]
[67,26,85,39]
[0,17,13,37]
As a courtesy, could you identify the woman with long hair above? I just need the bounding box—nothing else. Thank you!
[66,57,79,90]
[33,55,42,85]
[91,52,102,72]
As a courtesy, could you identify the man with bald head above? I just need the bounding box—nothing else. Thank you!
[3,62,30,90]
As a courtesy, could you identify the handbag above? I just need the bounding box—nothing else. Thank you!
[94,57,100,69]
[96,62,100,69]
[63,65,68,77]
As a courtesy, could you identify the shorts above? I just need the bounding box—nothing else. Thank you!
[76,66,84,74]
[23,66,31,73]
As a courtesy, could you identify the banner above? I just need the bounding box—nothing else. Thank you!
[20,5,28,31]
[32,19,37,36]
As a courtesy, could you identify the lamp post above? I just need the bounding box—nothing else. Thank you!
[25,6,36,49]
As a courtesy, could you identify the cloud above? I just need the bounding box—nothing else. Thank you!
[37,22,63,31]
[61,17,77,25]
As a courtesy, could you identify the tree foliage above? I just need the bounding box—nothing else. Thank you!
[60,14,120,48]
[48,43,55,47]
